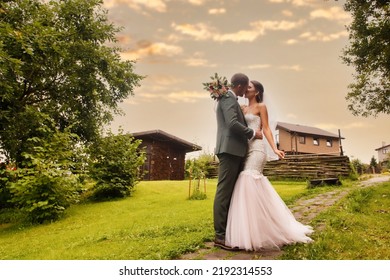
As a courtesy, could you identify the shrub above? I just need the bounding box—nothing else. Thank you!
[8,124,82,224]
[349,158,368,178]
[186,155,212,200]
[10,167,80,223]
[0,168,14,209]
[185,153,217,179]
[88,129,146,201]
[188,189,207,200]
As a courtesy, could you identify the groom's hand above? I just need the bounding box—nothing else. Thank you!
[254,129,263,140]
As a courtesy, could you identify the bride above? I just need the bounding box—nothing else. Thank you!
[225,80,313,251]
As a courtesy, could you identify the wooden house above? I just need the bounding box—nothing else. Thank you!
[375,142,390,166]
[131,130,202,180]
[276,122,344,156]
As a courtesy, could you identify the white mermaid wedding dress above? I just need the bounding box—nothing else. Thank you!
[226,113,313,251]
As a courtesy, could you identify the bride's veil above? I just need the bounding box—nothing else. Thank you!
[238,94,279,161]
[262,94,279,161]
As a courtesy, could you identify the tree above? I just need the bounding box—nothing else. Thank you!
[88,129,146,201]
[0,0,143,163]
[350,158,365,175]
[369,155,378,173]
[341,0,389,117]
[185,154,214,200]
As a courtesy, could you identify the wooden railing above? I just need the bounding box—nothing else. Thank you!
[207,154,351,179]
[263,154,351,179]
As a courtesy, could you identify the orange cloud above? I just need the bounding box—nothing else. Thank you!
[121,42,183,60]
[172,19,305,42]
[248,64,272,69]
[171,22,215,40]
[280,64,302,71]
[310,7,351,24]
[268,0,317,7]
[208,8,226,15]
[299,30,348,42]
[103,0,167,13]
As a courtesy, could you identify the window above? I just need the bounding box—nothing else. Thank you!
[299,136,306,144]
[326,139,333,147]
[383,149,388,154]
[313,138,319,146]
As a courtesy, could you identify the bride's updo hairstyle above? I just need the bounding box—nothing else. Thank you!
[251,80,264,103]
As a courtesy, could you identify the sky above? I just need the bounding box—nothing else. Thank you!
[103,0,389,164]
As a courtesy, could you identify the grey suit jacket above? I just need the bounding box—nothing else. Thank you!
[215,90,254,157]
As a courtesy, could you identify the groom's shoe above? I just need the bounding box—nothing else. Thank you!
[214,237,240,251]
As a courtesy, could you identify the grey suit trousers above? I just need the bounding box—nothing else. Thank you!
[213,152,244,239]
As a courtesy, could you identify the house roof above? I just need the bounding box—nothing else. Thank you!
[131,130,202,153]
[375,144,390,151]
[276,122,343,139]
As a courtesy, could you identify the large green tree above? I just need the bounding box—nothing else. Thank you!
[342,0,390,117]
[0,0,142,163]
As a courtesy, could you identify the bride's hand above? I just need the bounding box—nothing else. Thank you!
[275,149,285,159]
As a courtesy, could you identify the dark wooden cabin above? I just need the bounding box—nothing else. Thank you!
[131,130,202,180]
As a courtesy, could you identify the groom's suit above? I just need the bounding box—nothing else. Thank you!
[214,90,254,240]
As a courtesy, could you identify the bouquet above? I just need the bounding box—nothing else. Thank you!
[203,73,231,100]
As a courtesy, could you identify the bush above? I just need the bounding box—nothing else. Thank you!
[188,189,207,200]
[8,124,82,224]
[88,129,146,201]
[10,167,80,223]
[185,153,217,179]
[0,168,14,209]
[349,158,369,178]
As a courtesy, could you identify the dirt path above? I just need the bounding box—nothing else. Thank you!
[178,175,390,260]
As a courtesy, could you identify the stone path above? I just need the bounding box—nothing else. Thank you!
[178,175,390,260]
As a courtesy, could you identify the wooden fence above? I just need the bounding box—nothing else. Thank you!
[207,161,219,178]
[263,154,351,179]
[207,154,352,179]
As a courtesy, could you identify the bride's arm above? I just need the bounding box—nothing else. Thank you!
[258,104,285,159]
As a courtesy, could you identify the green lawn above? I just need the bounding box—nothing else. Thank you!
[281,181,390,260]
[0,179,309,260]
[4,178,386,260]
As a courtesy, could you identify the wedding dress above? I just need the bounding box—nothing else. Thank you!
[225,113,313,251]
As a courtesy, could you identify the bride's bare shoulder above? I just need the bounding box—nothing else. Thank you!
[258,103,267,110]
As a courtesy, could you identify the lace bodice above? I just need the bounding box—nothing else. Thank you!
[245,113,261,131]
[242,113,266,176]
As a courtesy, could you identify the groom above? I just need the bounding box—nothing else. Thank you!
[213,73,262,250]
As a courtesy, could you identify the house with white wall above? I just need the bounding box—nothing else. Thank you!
[375,142,390,166]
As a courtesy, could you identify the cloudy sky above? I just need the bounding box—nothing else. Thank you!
[104,0,389,164]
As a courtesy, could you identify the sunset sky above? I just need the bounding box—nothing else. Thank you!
[104,0,389,164]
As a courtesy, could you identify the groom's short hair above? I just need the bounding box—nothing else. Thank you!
[231,73,249,88]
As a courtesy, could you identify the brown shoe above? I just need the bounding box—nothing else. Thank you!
[214,238,240,251]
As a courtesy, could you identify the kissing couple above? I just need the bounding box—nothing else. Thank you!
[213,73,313,251]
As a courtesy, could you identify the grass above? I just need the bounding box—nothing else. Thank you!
[281,181,390,260]
[3,178,387,260]
[0,178,311,260]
